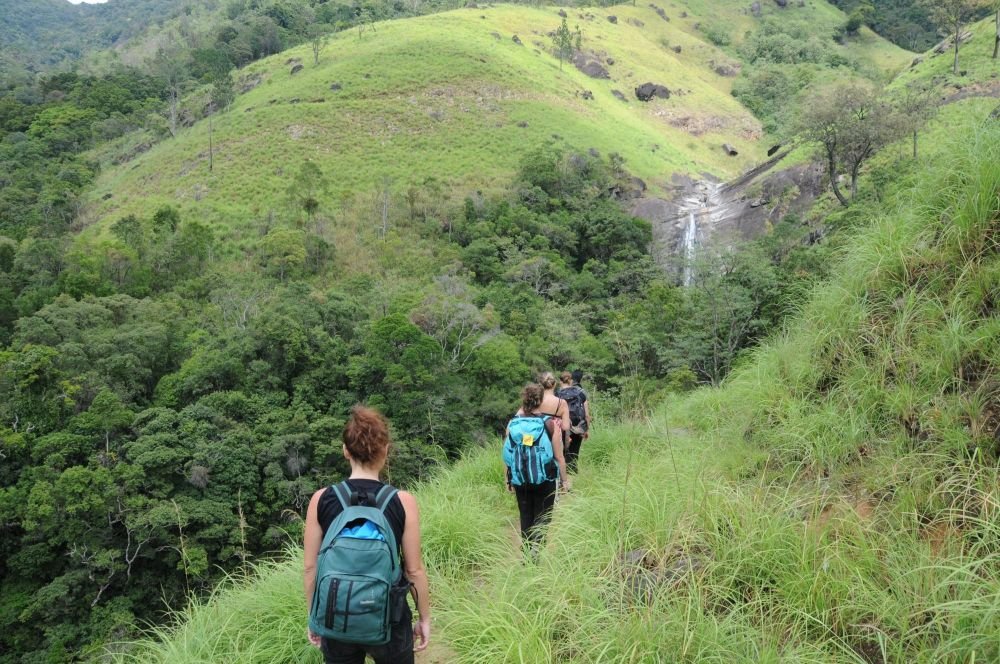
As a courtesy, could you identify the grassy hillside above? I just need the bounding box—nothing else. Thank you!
[107,108,1000,663]
[892,14,1000,95]
[83,1,910,232]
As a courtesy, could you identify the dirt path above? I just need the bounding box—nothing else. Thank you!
[416,640,459,663]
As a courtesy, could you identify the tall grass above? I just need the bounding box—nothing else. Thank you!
[102,107,999,664]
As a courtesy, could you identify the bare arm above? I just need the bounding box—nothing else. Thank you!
[549,419,568,487]
[303,488,325,643]
[558,398,571,432]
[399,491,431,651]
[584,400,592,429]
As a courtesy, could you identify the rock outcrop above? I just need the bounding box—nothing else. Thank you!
[635,83,670,101]
[573,52,610,79]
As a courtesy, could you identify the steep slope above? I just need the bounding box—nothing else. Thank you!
[107,108,1000,663]
[892,14,1000,99]
[83,1,910,232]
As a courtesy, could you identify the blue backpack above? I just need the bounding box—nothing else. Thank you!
[503,415,557,486]
[308,482,402,645]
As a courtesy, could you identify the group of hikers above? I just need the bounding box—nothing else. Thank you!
[302,370,591,662]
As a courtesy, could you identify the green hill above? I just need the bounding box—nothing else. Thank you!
[84,1,911,233]
[106,107,1000,662]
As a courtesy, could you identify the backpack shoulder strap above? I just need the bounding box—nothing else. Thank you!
[374,484,398,514]
[332,481,352,511]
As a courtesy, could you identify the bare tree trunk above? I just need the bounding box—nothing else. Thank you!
[953,23,961,75]
[168,88,179,137]
[208,116,214,172]
[994,10,999,59]
[827,149,849,207]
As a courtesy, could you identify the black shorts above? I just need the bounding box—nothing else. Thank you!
[321,601,414,664]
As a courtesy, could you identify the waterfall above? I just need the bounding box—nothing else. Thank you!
[682,210,697,287]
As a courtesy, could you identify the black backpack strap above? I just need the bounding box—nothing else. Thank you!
[374,484,398,514]
[332,481,352,510]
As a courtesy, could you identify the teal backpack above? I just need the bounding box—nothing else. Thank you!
[503,415,557,486]
[308,482,402,645]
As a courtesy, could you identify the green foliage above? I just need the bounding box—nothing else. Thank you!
[552,17,575,70]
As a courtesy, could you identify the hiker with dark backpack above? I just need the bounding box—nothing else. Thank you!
[304,406,431,663]
[557,370,591,473]
[504,383,569,548]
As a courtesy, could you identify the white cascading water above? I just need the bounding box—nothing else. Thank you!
[682,210,697,287]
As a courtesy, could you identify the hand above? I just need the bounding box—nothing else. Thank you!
[562,478,572,492]
[413,617,431,652]
[307,629,322,648]
[506,482,514,493]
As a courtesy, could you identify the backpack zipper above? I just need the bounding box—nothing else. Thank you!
[325,578,340,629]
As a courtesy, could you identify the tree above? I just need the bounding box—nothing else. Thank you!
[309,27,330,66]
[151,45,188,137]
[924,0,989,75]
[210,71,235,112]
[844,2,874,34]
[896,83,937,160]
[794,80,902,207]
[286,160,329,224]
[552,17,575,71]
[994,1,999,58]
[260,227,306,281]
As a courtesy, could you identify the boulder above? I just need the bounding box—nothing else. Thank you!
[672,45,682,53]
[714,63,739,77]
[238,72,264,94]
[635,82,670,101]
[680,11,687,18]
[558,9,567,17]
[512,34,523,45]
[611,89,628,102]
[572,52,610,79]
[722,143,739,156]
[329,82,343,91]
[750,1,761,16]
[290,63,304,75]
[607,15,618,23]
[649,4,670,21]
[774,0,787,6]
[588,147,601,157]
[606,57,615,65]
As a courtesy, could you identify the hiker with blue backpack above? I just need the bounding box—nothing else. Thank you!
[557,369,591,473]
[304,406,431,663]
[504,383,569,548]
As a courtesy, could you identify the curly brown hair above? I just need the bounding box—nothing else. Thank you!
[521,383,545,414]
[342,405,391,465]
